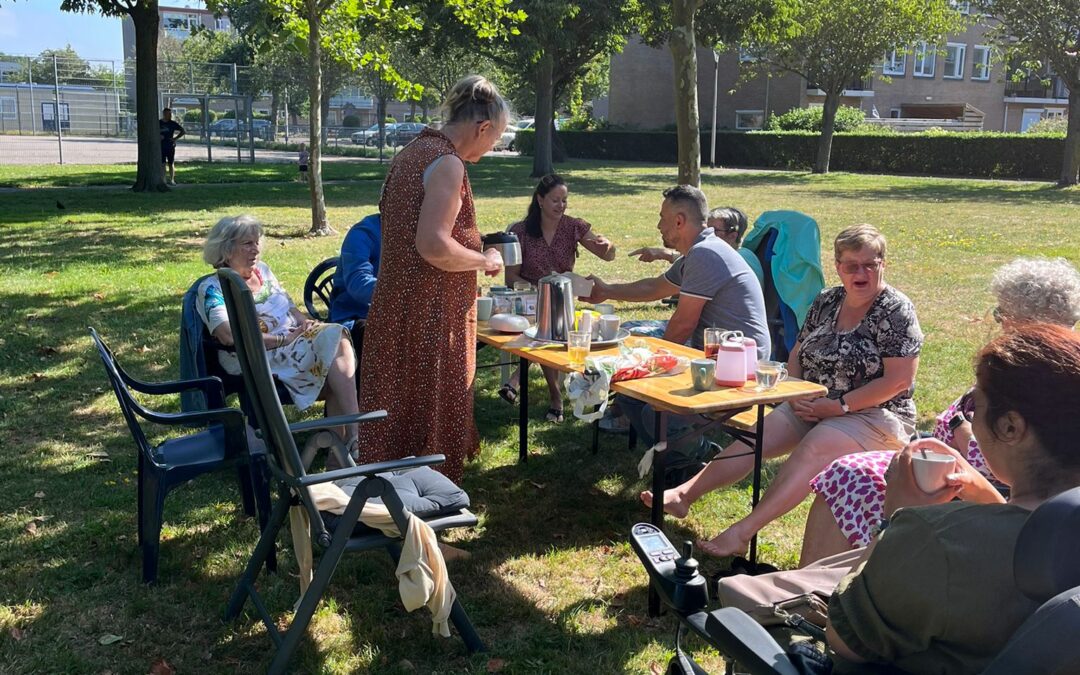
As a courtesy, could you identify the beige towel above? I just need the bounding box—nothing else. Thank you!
[288,481,456,637]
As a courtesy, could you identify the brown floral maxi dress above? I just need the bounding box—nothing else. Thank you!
[358,128,481,483]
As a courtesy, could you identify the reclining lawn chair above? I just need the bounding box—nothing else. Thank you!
[215,268,484,674]
[643,486,1080,674]
[89,327,273,583]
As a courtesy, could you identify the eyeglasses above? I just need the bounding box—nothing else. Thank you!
[837,259,883,275]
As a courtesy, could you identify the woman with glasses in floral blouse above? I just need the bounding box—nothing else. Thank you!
[642,224,923,558]
[799,256,1080,565]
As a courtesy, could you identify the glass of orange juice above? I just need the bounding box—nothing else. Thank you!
[567,330,592,368]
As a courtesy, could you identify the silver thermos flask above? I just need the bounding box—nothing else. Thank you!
[535,273,575,341]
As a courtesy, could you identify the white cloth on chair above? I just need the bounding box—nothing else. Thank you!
[289,481,455,637]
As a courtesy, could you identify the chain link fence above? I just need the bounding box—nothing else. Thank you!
[0,55,409,165]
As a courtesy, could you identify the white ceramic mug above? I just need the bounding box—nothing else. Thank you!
[476,296,494,321]
[910,451,957,493]
[599,314,620,341]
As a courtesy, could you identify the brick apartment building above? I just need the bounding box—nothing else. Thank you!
[609,17,1070,133]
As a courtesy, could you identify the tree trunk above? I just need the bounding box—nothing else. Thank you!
[1059,86,1080,186]
[305,0,331,236]
[669,0,701,186]
[269,89,280,142]
[814,91,842,174]
[130,2,167,193]
[377,95,387,162]
[531,51,555,178]
[409,100,417,122]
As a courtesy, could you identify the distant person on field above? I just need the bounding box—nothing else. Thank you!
[298,143,310,184]
[159,107,185,186]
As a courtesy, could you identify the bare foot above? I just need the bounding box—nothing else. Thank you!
[438,542,472,563]
[696,526,752,559]
[639,488,692,519]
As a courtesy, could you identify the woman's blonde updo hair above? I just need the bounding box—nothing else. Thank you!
[203,214,263,268]
[834,224,887,260]
[442,75,509,126]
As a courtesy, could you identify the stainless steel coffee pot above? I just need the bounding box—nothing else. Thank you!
[535,273,575,341]
[481,232,523,267]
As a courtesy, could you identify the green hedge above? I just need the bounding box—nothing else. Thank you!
[514,129,1066,180]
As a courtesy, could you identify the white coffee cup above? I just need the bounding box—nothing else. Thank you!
[599,314,620,340]
[476,296,494,321]
[911,451,957,493]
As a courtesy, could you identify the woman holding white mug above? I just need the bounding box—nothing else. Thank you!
[642,224,923,558]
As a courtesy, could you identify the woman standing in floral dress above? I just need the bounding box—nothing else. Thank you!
[357,76,508,483]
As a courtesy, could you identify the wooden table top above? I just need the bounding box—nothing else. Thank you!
[476,322,826,416]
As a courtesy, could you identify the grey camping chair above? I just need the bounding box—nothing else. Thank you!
[215,268,484,674]
[697,486,1080,675]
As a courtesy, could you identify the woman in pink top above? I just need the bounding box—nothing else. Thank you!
[500,174,616,421]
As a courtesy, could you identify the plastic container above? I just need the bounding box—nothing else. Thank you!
[743,337,757,380]
[714,331,747,387]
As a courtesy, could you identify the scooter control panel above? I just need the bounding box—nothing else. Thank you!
[630,523,708,615]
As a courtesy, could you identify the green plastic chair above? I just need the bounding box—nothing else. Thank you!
[215,268,484,674]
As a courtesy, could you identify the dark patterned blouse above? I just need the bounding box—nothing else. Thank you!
[797,285,923,423]
[508,215,592,285]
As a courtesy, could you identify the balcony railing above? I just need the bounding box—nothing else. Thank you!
[807,76,874,93]
[1004,76,1069,99]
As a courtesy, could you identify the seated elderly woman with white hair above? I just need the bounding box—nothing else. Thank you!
[799,256,1080,565]
[196,215,361,455]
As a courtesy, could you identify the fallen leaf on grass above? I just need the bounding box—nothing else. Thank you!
[98,634,123,645]
[486,658,506,672]
[650,662,665,675]
[87,450,111,462]
[30,373,46,382]
[92,293,105,301]
[147,657,176,675]
[626,614,645,627]
[609,592,626,607]
[10,627,25,641]
[34,491,45,499]
[537,578,546,589]
[138,345,152,354]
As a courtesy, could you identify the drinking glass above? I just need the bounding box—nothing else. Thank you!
[754,360,789,391]
[567,330,592,368]
[703,328,724,359]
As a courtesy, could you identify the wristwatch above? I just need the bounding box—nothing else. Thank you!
[838,395,850,414]
[948,413,968,432]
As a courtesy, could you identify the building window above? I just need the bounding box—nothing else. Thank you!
[944,43,966,79]
[949,0,970,14]
[214,16,231,31]
[163,12,200,38]
[0,96,15,120]
[972,45,991,81]
[890,108,902,119]
[735,110,765,130]
[1045,108,1066,119]
[913,42,935,78]
[883,49,905,76]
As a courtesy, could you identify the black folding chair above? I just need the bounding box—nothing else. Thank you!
[303,256,339,321]
[216,268,484,674]
[89,327,273,583]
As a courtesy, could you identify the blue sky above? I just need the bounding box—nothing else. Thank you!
[0,2,209,63]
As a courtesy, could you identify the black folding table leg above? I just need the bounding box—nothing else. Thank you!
[518,357,529,463]
[748,404,766,566]
[648,410,668,618]
[591,416,600,454]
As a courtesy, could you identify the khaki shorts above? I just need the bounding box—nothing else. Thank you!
[772,401,913,451]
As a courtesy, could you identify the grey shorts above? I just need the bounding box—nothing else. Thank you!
[771,401,913,451]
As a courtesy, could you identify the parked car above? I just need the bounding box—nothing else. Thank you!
[501,119,535,152]
[208,118,273,141]
[385,122,426,147]
[350,124,381,145]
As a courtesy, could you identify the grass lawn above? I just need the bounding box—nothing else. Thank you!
[0,158,1077,673]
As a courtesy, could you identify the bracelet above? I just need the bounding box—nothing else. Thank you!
[278,334,286,349]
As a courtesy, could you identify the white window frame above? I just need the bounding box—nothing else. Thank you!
[735,110,765,130]
[1045,108,1067,119]
[889,108,902,119]
[972,45,991,81]
[0,96,16,120]
[214,16,231,31]
[883,49,905,76]
[944,43,966,80]
[913,42,935,78]
[163,11,199,38]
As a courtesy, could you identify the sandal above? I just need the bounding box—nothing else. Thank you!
[498,383,518,405]
[545,408,564,424]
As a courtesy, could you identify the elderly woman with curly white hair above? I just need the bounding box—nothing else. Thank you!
[196,215,361,452]
[799,256,1080,564]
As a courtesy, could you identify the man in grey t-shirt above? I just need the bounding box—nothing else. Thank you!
[587,185,769,358]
